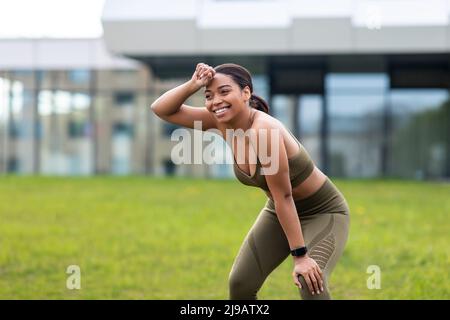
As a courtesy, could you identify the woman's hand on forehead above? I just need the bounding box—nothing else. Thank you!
[191,63,216,89]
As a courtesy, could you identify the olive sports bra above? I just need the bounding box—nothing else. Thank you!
[232,128,315,192]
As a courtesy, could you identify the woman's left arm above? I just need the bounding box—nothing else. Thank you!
[253,122,324,295]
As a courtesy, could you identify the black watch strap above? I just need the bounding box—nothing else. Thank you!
[290,246,308,257]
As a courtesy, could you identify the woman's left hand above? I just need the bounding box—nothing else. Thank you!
[292,255,324,295]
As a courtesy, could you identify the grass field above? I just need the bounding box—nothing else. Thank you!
[0,176,449,299]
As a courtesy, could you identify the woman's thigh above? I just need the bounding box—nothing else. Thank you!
[228,208,291,298]
[299,213,350,275]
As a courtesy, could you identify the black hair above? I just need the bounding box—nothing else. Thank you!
[214,63,269,114]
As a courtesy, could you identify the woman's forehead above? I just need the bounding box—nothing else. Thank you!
[205,73,235,91]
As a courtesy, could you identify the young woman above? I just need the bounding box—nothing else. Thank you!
[151,63,350,300]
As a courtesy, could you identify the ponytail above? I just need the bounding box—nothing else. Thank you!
[250,94,270,114]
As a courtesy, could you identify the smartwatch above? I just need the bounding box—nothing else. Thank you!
[290,246,308,257]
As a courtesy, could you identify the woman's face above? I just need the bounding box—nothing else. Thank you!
[204,73,251,123]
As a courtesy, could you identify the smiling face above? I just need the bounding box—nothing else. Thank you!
[204,73,251,123]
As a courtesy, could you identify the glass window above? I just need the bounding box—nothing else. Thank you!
[327,73,389,93]
[111,122,133,175]
[113,122,134,136]
[299,95,323,167]
[326,73,387,178]
[38,89,93,175]
[389,89,449,179]
[7,157,19,172]
[114,91,135,107]
[68,120,87,138]
[8,122,21,139]
[68,70,90,85]
[271,95,293,130]
[252,74,269,102]
[72,93,91,110]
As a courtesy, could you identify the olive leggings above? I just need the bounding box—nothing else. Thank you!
[228,178,350,300]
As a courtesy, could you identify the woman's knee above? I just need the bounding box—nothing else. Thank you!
[228,271,258,300]
[297,275,331,300]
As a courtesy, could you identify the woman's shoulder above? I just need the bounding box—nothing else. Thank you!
[251,110,283,131]
[251,110,300,156]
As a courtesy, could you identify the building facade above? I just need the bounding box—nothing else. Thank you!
[1,0,450,179]
[0,39,215,177]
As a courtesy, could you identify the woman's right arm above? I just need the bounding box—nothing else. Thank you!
[150,63,217,131]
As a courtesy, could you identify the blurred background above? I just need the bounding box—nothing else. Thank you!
[0,0,449,180]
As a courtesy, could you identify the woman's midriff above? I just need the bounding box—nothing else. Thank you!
[264,166,328,201]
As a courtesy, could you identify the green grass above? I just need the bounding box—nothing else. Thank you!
[0,175,449,299]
